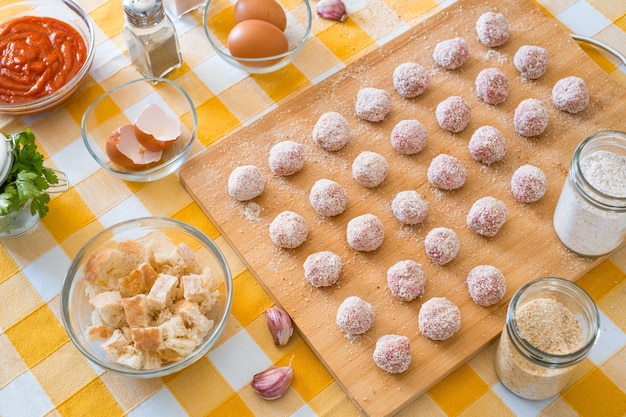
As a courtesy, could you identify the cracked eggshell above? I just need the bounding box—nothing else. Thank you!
[106,124,163,170]
[133,103,181,151]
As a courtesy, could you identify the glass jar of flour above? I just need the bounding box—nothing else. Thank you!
[495,277,599,400]
[553,131,626,257]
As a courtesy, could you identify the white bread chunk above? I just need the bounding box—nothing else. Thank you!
[89,291,126,328]
[159,315,188,340]
[161,337,198,360]
[116,345,145,369]
[118,262,158,297]
[100,329,131,361]
[181,273,211,304]
[173,299,214,344]
[131,327,164,351]
[147,274,179,309]
[122,294,151,328]
[145,233,202,276]
[141,350,162,369]
[83,240,145,293]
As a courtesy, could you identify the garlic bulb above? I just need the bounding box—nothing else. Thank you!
[316,0,347,22]
[250,362,294,400]
[265,307,294,346]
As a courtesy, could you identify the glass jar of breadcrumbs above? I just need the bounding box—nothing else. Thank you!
[495,277,599,400]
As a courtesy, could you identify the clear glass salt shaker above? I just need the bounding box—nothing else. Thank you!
[494,277,599,400]
[123,0,183,78]
[552,130,626,257]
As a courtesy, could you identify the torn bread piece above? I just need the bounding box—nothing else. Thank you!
[131,327,164,351]
[83,240,145,294]
[122,294,151,328]
[147,273,179,309]
[89,290,126,328]
[100,329,131,361]
[118,262,158,297]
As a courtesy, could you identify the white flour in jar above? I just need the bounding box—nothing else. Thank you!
[495,298,583,399]
[553,150,626,256]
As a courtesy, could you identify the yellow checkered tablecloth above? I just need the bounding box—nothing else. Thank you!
[1,0,625,416]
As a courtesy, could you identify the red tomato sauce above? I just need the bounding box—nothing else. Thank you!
[0,16,87,104]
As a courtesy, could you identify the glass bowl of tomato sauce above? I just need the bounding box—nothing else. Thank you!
[0,0,95,115]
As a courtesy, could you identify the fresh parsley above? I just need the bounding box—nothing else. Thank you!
[0,129,59,218]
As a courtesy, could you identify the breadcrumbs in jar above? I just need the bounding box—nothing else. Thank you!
[495,277,599,400]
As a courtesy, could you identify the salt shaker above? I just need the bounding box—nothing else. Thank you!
[123,0,182,78]
[553,130,626,257]
[495,277,599,400]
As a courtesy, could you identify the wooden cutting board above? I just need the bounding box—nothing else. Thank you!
[180,0,625,415]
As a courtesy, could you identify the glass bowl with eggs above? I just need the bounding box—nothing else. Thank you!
[81,77,198,182]
[61,217,233,378]
[203,0,312,74]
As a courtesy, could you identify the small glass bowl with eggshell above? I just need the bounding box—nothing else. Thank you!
[203,0,312,74]
[81,77,198,182]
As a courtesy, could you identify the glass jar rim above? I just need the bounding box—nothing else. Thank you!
[570,130,626,210]
[506,277,600,368]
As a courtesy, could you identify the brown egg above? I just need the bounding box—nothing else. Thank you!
[227,19,289,68]
[106,125,163,171]
[234,0,287,31]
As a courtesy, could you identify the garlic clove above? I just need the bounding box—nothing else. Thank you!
[316,0,347,22]
[266,307,294,346]
[251,363,294,400]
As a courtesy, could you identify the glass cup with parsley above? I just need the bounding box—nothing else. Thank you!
[0,129,67,237]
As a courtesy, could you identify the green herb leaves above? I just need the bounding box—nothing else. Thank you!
[0,129,59,218]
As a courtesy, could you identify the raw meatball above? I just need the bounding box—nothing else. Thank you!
[466,265,507,306]
[467,196,507,237]
[424,227,460,265]
[352,151,389,188]
[514,45,548,79]
[303,251,342,287]
[269,211,308,248]
[355,87,392,122]
[391,190,428,225]
[393,62,430,98]
[387,260,426,301]
[312,112,351,151]
[309,179,350,217]
[418,297,461,341]
[476,12,510,47]
[436,96,471,133]
[228,165,265,201]
[468,126,507,165]
[475,67,509,105]
[390,119,427,155]
[510,164,547,203]
[427,154,467,190]
[433,37,470,70]
[372,334,412,374]
[268,140,305,176]
[514,98,548,137]
[552,76,589,114]
[336,296,374,335]
[347,214,384,252]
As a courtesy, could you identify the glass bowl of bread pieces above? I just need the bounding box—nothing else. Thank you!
[61,217,232,377]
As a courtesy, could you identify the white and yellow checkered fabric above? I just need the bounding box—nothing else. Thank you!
[0,0,625,416]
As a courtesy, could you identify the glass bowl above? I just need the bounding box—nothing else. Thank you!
[81,77,198,182]
[61,217,233,378]
[203,0,312,74]
[0,0,95,115]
